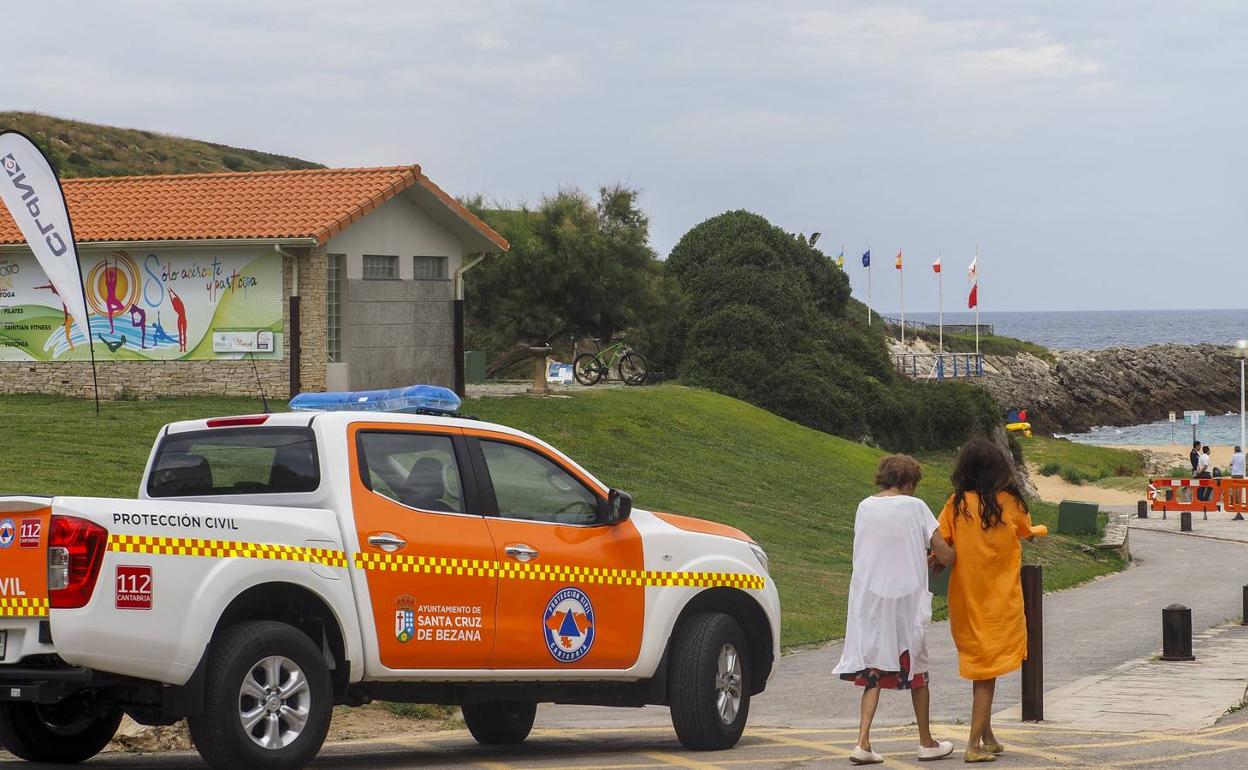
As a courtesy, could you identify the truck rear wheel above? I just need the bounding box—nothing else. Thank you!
[188,621,332,770]
[0,697,123,764]
[669,612,751,750]
[462,701,537,744]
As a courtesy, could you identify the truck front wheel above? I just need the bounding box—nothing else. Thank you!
[0,697,123,764]
[188,621,333,770]
[462,701,537,744]
[669,612,751,750]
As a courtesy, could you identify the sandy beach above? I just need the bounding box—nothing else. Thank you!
[1102,443,1240,474]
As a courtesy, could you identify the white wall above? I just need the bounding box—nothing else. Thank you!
[325,192,465,279]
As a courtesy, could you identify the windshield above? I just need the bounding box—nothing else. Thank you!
[147,427,320,497]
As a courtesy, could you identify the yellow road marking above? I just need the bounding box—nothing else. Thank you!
[641,751,726,770]
[750,731,928,770]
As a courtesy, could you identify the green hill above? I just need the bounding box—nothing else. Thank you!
[0,387,1124,647]
[0,112,323,178]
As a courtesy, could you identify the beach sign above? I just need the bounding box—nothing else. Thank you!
[1169,411,1176,423]
[1184,409,1205,426]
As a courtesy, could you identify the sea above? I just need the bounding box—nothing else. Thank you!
[900,309,1248,447]
[903,309,1248,351]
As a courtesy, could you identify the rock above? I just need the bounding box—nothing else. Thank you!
[979,344,1240,434]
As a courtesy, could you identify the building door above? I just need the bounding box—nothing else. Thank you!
[348,424,496,671]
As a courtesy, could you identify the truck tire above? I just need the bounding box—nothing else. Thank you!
[669,612,751,750]
[0,698,122,763]
[462,701,537,744]
[188,621,332,770]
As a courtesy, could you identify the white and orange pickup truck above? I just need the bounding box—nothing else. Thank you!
[0,386,779,769]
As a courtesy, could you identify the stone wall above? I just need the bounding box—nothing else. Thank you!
[0,247,326,401]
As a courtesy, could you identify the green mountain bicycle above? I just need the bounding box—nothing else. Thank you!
[574,338,648,386]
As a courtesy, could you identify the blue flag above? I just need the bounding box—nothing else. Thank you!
[861,249,871,268]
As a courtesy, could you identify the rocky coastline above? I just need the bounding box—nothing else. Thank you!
[979,344,1240,435]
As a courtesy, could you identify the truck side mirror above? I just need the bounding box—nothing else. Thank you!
[604,489,632,525]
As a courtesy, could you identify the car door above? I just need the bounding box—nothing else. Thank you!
[467,431,645,670]
[348,423,497,672]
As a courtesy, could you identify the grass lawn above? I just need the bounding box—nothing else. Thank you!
[0,388,1124,648]
[1018,435,1146,485]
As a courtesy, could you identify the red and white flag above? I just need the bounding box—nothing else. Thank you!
[968,282,979,309]
[932,257,942,274]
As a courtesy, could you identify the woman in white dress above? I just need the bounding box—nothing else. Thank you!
[833,455,957,764]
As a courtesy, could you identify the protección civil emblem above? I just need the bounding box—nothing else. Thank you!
[394,595,415,643]
[543,587,595,663]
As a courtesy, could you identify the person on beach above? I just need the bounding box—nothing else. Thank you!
[1231,446,1245,479]
[1190,440,1202,475]
[833,455,957,765]
[1196,445,1213,501]
[937,438,1037,763]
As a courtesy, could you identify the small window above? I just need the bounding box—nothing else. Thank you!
[480,440,600,525]
[359,432,465,514]
[327,253,344,362]
[362,254,399,281]
[148,429,319,497]
[412,256,448,280]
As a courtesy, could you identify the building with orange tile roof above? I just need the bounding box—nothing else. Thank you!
[0,166,508,399]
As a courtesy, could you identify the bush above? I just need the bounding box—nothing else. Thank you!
[1039,462,1061,476]
[667,210,999,451]
[1060,468,1088,485]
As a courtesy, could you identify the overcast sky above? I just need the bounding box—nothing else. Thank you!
[8,1,1246,312]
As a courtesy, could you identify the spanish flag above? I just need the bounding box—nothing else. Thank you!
[895,249,903,270]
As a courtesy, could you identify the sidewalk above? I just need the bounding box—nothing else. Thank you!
[996,622,1248,731]
[542,528,1248,732]
[1129,505,1248,544]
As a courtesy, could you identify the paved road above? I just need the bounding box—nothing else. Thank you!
[11,718,1248,769]
[4,527,1246,768]
[543,527,1248,731]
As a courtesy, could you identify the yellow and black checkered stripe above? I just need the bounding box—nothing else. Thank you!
[0,597,48,618]
[353,552,766,590]
[107,535,348,568]
[102,536,764,591]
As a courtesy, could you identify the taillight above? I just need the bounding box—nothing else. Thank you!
[47,516,108,609]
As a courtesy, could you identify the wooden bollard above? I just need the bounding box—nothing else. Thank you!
[1021,565,1043,721]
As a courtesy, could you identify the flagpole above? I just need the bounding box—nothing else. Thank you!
[974,245,980,358]
[899,251,905,345]
[867,245,872,326]
[938,251,944,355]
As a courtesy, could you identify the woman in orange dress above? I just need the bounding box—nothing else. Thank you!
[937,438,1036,763]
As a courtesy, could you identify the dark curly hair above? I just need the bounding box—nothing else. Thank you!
[951,437,1028,530]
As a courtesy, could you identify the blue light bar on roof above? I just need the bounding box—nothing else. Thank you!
[289,384,461,414]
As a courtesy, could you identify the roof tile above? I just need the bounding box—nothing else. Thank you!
[0,165,508,249]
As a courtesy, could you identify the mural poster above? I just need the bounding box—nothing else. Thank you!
[0,247,282,361]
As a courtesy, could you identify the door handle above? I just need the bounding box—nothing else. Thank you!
[368,533,407,552]
[505,544,539,562]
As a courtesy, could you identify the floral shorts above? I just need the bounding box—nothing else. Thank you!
[839,650,928,690]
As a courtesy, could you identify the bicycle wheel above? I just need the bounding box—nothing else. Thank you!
[574,353,605,386]
[618,352,647,386]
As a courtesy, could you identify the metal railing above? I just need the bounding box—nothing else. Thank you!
[893,352,985,379]
[879,316,995,336]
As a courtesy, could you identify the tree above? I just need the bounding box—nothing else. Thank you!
[464,186,660,374]
[666,209,997,451]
